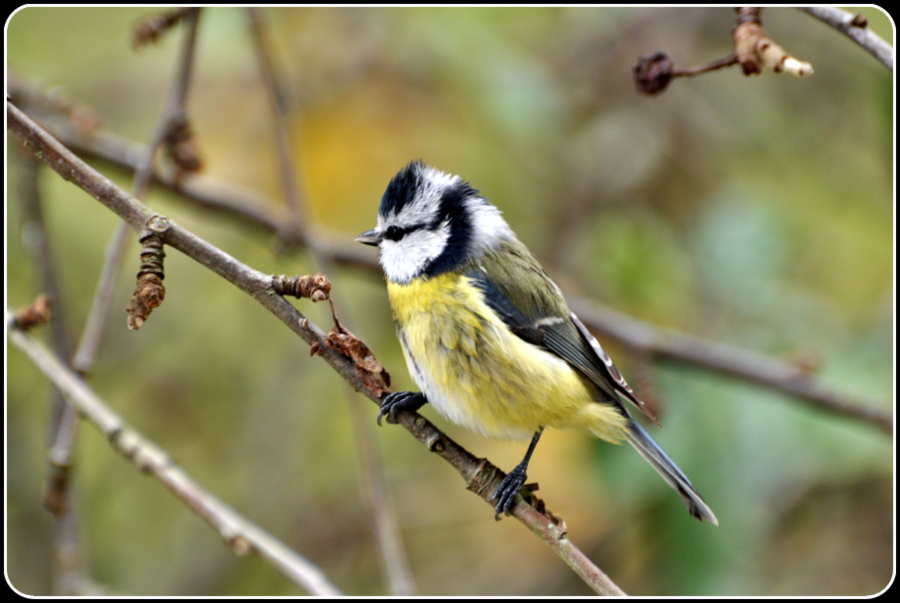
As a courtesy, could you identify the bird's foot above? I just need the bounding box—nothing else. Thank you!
[491,463,529,520]
[377,391,426,425]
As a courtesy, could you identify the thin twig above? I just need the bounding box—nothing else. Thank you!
[11,148,87,595]
[28,111,891,434]
[347,396,419,596]
[72,8,202,372]
[246,7,307,246]
[635,7,816,95]
[8,99,624,596]
[673,53,739,76]
[798,6,894,71]
[8,322,343,597]
[134,8,203,198]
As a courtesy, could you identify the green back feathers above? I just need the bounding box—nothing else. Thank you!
[465,237,657,424]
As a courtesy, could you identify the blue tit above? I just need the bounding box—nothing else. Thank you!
[357,160,717,525]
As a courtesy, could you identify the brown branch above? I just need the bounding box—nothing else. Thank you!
[24,110,289,235]
[132,7,195,48]
[635,51,738,94]
[133,7,203,193]
[390,408,626,595]
[8,100,625,596]
[565,297,892,434]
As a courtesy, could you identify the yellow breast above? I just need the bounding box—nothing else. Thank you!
[387,274,629,441]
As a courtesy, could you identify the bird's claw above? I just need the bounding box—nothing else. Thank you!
[491,465,528,520]
[377,391,426,426]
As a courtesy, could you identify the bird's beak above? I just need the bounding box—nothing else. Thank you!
[355,229,382,246]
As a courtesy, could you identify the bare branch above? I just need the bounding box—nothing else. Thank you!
[566,296,892,433]
[8,104,151,229]
[798,6,894,71]
[7,321,343,597]
[132,7,195,49]
[11,148,87,595]
[246,7,307,242]
[732,7,813,77]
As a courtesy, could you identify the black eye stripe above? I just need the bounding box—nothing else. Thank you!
[383,224,419,241]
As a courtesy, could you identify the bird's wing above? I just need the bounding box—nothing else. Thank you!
[566,310,659,426]
[467,241,659,425]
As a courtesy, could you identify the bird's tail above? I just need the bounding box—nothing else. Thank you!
[626,419,718,525]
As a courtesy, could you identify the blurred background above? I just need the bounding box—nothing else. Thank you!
[6,6,893,596]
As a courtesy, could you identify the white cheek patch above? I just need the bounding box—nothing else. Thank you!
[465,198,512,253]
[375,165,513,283]
[379,223,450,284]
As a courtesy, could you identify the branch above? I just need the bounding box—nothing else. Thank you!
[798,6,894,71]
[245,7,307,242]
[7,319,342,597]
[21,101,891,434]
[731,7,813,77]
[565,297,892,434]
[8,100,625,596]
[635,7,815,95]
[636,6,895,96]
[11,146,87,595]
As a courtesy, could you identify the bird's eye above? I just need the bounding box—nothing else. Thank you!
[384,225,416,241]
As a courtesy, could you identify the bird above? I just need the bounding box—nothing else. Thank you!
[356,160,717,525]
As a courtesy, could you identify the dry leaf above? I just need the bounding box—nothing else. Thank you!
[310,316,391,397]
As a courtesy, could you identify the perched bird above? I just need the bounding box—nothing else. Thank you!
[357,161,717,525]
